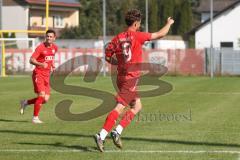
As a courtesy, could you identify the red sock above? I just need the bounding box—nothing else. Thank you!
[103,110,119,132]
[119,110,135,128]
[33,97,44,117]
[27,98,37,105]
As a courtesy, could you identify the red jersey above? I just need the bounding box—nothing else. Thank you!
[106,31,151,78]
[31,43,58,76]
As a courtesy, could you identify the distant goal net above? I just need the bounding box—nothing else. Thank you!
[0,38,36,75]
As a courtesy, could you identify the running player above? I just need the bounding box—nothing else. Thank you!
[94,9,174,152]
[20,29,58,124]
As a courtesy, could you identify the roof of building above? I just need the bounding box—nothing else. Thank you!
[25,0,81,7]
[188,0,240,35]
[197,0,238,12]
[50,0,79,3]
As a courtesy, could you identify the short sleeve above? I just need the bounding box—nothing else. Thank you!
[31,45,42,59]
[54,45,58,53]
[135,32,151,45]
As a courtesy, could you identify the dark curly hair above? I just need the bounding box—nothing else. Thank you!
[125,9,142,26]
[46,29,56,36]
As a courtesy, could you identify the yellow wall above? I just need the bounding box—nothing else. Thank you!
[30,10,79,28]
[66,11,79,27]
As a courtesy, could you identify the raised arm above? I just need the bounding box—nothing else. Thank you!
[150,17,174,40]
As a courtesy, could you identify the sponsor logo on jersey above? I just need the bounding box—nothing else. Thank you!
[45,56,54,61]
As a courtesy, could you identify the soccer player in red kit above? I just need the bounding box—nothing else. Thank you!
[20,30,58,124]
[94,9,174,152]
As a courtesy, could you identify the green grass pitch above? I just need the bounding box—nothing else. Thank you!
[1,76,240,160]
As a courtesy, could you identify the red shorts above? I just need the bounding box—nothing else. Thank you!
[32,72,50,95]
[116,76,139,106]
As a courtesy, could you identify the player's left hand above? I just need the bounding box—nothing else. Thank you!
[167,17,174,25]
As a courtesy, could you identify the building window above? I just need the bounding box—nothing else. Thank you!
[54,15,64,28]
[41,15,46,26]
[151,42,155,49]
[221,42,233,48]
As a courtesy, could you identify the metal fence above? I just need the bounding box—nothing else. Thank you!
[206,48,240,76]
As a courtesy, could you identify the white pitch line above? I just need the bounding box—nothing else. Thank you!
[105,150,240,154]
[174,92,240,95]
[1,149,240,154]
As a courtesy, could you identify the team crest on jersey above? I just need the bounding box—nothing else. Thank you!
[43,51,47,54]
[52,49,55,53]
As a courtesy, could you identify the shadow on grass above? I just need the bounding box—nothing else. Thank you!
[0,119,28,123]
[17,142,97,152]
[1,129,240,149]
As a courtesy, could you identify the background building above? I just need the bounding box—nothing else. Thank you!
[2,0,81,40]
[190,0,240,50]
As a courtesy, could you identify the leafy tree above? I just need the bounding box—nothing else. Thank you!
[178,0,193,35]
[149,0,159,32]
[60,0,195,39]
[159,0,175,34]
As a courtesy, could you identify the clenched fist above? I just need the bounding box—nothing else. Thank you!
[167,17,174,25]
